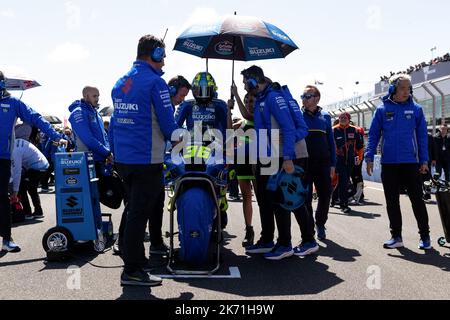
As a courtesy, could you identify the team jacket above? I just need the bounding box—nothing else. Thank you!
[254,84,303,160]
[0,95,61,160]
[333,124,364,167]
[302,106,337,167]
[365,96,428,164]
[110,60,178,164]
[68,100,110,161]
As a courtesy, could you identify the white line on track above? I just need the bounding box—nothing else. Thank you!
[156,267,241,279]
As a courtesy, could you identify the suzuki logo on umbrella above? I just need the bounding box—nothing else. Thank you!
[66,196,78,208]
[214,41,234,56]
[248,47,276,57]
[182,39,204,53]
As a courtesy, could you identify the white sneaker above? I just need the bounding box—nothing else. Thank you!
[2,239,21,253]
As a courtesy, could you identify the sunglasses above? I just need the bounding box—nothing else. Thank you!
[301,93,318,100]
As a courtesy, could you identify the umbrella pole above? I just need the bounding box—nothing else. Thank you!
[231,59,235,100]
[206,58,209,73]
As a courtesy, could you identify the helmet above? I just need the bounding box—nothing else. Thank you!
[192,72,218,102]
[266,166,309,211]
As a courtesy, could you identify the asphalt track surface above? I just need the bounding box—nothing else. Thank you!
[1,181,449,300]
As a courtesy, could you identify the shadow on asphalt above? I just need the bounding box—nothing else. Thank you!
[37,243,116,272]
[0,257,46,266]
[318,239,362,262]
[11,219,44,229]
[330,209,381,220]
[117,288,194,300]
[359,201,383,206]
[173,246,344,298]
[388,247,450,271]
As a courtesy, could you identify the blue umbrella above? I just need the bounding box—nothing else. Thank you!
[174,15,299,62]
[174,14,299,100]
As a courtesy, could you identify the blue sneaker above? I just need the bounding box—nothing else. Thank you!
[317,225,326,241]
[383,237,404,249]
[419,237,432,250]
[264,243,294,260]
[245,240,275,254]
[293,241,319,257]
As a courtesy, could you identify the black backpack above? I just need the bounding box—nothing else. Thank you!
[98,170,124,209]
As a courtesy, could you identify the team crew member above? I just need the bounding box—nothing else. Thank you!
[168,75,191,107]
[68,86,112,236]
[241,66,317,260]
[366,74,431,250]
[111,34,179,286]
[150,75,191,255]
[0,71,66,253]
[68,86,112,164]
[10,134,49,220]
[350,124,365,205]
[434,124,450,181]
[332,112,363,214]
[301,85,336,240]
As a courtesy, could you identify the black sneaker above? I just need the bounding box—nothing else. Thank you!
[150,242,169,255]
[120,270,162,287]
[341,206,351,214]
[33,209,44,219]
[242,226,255,247]
[24,214,36,221]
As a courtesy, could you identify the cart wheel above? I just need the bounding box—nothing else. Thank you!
[438,237,446,247]
[42,227,73,253]
[92,239,106,253]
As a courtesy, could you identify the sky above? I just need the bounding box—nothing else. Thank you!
[1,0,450,121]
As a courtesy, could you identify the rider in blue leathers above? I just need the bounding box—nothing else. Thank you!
[174,72,230,228]
[175,72,229,139]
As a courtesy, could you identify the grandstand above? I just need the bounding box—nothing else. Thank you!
[324,56,450,135]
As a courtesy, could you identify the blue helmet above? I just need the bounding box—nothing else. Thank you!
[192,72,218,102]
[266,166,309,211]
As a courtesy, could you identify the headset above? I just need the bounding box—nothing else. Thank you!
[241,69,259,90]
[169,78,180,97]
[246,78,258,90]
[151,46,165,63]
[150,29,168,63]
[388,77,413,96]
